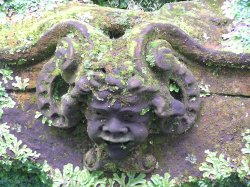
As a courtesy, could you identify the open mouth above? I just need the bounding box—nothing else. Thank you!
[103,140,131,150]
[102,140,134,159]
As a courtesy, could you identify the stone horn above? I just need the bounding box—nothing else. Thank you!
[129,22,249,133]
[36,21,95,128]
[129,22,201,134]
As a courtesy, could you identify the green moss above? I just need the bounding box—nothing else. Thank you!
[140,107,150,115]
[146,53,156,67]
[30,94,37,104]
[51,68,61,76]
[0,5,109,52]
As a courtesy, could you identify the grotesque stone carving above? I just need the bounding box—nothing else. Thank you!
[1,18,248,173]
[35,20,201,172]
[0,3,249,174]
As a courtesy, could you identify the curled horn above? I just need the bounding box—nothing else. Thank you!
[130,22,204,134]
[0,20,94,65]
[36,21,99,128]
[131,22,250,70]
[129,22,249,133]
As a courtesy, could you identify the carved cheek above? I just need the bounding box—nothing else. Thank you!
[130,124,149,142]
[87,120,102,140]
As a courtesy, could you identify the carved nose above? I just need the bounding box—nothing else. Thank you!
[102,118,128,136]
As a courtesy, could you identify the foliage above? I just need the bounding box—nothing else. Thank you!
[0,123,52,186]
[111,172,146,187]
[241,129,250,155]
[169,82,180,93]
[196,129,250,186]
[0,0,69,14]
[0,0,69,24]
[35,111,53,126]
[92,0,186,11]
[147,173,176,187]
[0,66,13,84]
[185,154,197,164]
[0,82,15,118]
[12,76,29,90]
[237,129,250,180]
[52,164,106,187]
[146,53,156,67]
[199,150,233,180]
[199,83,211,98]
[222,0,250,53]
[140,107,150,115]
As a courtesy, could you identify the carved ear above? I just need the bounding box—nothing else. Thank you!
[129,22,201,134]
[150,59,200,134]
[36,22,96,128]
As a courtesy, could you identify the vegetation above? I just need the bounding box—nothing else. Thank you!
[92,0,186,11]
[222,0,250,53]
[0,82,15,118]
[12,76,29,90]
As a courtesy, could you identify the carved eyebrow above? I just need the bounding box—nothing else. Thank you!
[90,102,110,111]
[119,108,141,114]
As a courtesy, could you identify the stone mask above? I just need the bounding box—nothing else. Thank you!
[36,20,201,172]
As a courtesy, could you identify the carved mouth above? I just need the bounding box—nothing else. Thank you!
[103,140,133,159]
[104,140,131,149]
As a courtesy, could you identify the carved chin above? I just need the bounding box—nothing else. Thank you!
[106,143,130,160]
[105,142,134,159]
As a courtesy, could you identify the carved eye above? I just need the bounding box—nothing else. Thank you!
[96,111,102,116]
[121,113,135,122]
[94,110,108,120]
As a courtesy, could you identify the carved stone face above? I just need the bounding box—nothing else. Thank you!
[85,96,150,159]
[36,21,201,172]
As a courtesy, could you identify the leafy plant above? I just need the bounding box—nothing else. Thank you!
[222,0,250,53]
[169,82,180,93]
[140,107,150,115]
[199,83,211,98]
[0,0,70,24]
[237,129,250,179]
[35,111,53,126]
[0,82,15,118]
[0,66,13,84]
[199,150,233,180]
[241,129,250,154]
[92,0,185,11]
[185,153,197,164]
[0,123,52,186]
[147,173,176,187]
[52,164,106,187]
[112,172,146,187]
[146,53,156,67]
[12,76,29,90]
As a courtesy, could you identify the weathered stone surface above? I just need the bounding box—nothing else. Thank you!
[0,0,249,177]
[153,95,250,177]
[3,93,249,177]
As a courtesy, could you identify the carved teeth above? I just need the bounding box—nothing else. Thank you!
[100,135,131,143]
